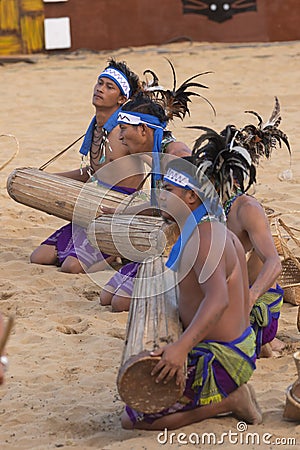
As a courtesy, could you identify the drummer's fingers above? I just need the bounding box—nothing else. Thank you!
[151,358,164,376]
[100,205,115,214]
[153,364,171,383]
[176,369,185,387]
[162,368,177,384]
[150,348,163,357]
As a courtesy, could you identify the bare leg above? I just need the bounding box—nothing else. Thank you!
[99,287,114,306]
[270,337,286,353]
[259,343,273,358]
[111,289,131,312]
[30,244,57,265]
[87,256,116,273]
[100,288,131,311]
[260,338,286,358]
[60,256,85,274]
[121,383,262,431]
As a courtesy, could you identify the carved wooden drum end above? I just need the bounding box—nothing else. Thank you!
[117,351,185,414]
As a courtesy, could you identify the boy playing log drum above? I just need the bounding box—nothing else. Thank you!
[30,62,191,274]
[121,157,262,430]
[30,58,142,273]
[100,92,192,310]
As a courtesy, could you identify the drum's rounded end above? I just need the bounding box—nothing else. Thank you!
[117,351,185,414]
[6,168,18,198]
[6,167,31,200]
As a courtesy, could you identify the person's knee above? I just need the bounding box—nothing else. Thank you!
[99,288,113,306]
[111,294,131,312]
[30,250,39,264]
[30,245,57,265]
[60,257,85,274]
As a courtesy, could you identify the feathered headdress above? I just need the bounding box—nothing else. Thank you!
[142,59,216,121]
[191,125,256,203]
[141,69,162,91]
[231,97,291,164]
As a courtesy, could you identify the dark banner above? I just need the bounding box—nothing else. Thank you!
[182,1,257,23]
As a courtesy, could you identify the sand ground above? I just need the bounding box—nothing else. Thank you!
[0,40,300,449]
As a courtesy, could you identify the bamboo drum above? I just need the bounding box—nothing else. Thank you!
[6,168,142,228]
[87,215,179,261]
[283,351,300,421]
[117,256,185,414]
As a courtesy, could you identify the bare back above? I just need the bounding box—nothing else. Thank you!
[226,194,278,285]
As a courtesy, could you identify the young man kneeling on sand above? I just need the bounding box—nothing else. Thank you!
[121,157,262,430]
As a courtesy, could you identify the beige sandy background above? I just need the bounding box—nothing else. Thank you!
[0,40,300,449]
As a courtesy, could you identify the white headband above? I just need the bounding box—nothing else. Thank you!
[164,168,198,190]
[117,112,165,130]
[100,67,130,99]
[118,112,142,125]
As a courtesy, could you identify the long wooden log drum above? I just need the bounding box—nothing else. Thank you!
[6,167,143,228]
[117,255,185,414]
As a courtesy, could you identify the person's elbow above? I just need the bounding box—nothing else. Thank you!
[273,255,282,279]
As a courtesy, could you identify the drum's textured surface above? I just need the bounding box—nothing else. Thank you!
[117,256,185,413]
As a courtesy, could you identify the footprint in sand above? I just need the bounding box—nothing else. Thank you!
[0,291,16,300]
[56,316,89,335]
[107,327,126,340]
[82,288,100,302]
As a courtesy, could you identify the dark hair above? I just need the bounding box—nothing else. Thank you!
[164,156,225,221]
[121,92,169,122]
[106,58,141,97]
[165,156,197,178]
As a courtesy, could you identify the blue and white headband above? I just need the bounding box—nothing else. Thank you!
[117,111,166,130]
[118,111,167,204]
[163,167,200,191]
[99,67,131,99]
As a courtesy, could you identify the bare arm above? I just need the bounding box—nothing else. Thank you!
[101,201,160,217]
[238,200,281,306]
[151,224,229,385]
[165,141,192,158]
[55,167,90,182]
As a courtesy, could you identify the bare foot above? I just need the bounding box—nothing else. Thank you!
[260,339,287,358]
[270,337,286,353]
[259,343,273,358]
[228,384,262,425]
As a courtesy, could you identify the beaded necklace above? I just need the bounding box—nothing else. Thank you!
[223,187,243,217]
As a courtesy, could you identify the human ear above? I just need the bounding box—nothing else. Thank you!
[140,124,148,135]
[118,95,127,105]
[188,189,200,206]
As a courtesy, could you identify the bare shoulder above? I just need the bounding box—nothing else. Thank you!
[165,141,191,157]
[197,220,228,254]
[236,195,268,223]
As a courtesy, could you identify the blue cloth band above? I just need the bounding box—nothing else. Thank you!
[117,111,166,204]
[79,108,122,157]
[166,203,207,271]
